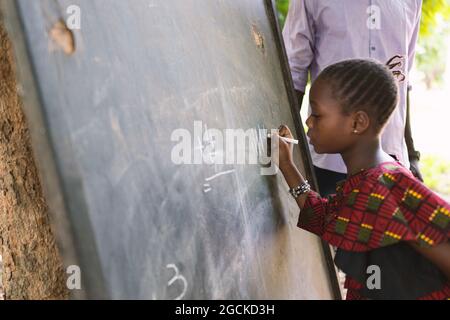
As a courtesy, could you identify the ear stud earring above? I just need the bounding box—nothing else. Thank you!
[353,129,358,134]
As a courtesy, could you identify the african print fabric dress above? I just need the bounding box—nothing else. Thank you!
[298,161,450,300]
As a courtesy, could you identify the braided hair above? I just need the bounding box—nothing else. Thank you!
[316,57,403,132]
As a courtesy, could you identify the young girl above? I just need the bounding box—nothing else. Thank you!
[276,59,450,300]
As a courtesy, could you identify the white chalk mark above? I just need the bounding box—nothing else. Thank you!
[205,169,236,182]
[166,264,188,300]
[195,136,205,151]
[203,183,212,193]
[204,151,216,164]
[203,123,213,145]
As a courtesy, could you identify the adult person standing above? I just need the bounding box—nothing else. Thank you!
[282,0,424,196]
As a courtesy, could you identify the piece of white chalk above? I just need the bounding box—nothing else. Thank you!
[267,133,299,145]
[279,136,299,144]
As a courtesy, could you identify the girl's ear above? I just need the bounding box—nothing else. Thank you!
[351,111,371,134]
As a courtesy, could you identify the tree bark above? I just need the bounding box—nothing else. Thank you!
[0,18,68,300]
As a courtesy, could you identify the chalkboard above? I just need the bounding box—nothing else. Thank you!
[2,0,340,299]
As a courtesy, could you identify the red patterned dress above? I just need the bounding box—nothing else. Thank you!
[298,161,450,300]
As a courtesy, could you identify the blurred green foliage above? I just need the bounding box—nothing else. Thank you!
[421,155,450,199]
[275,0,450,88]
[417,0,450,88]
[275,0,290,27]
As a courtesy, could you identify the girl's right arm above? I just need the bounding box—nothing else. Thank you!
[276,124,311,210]
[276,125,334,238]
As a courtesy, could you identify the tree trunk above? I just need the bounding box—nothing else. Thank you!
[0,17,68,300]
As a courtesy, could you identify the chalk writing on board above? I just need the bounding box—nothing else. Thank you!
[195,122,221,166]
[202,169,236,194]
[196,121,236,194]
[205,169,236,182]
[166,264,188,300]
[203,128,218,165]
[203,183,212,193]
[195,136,205,152]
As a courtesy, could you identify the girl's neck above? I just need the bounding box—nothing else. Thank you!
[341,138,394,177]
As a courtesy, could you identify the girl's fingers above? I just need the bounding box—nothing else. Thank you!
[278,124,293,138]
[278,125,287,136]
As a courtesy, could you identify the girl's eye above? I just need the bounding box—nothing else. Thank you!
[311,114,320,118]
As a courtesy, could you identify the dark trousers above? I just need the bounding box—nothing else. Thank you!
[313,166,347,197]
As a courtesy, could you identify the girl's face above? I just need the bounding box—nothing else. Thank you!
[306,78,356,154]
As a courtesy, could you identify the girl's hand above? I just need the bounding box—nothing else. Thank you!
[273,125,295,170]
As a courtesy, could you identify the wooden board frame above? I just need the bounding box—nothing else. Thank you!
[264,0,342,300]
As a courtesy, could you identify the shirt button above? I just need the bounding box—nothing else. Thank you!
[371,46,376,51]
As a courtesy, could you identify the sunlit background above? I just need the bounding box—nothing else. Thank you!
[276,0,450,201]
